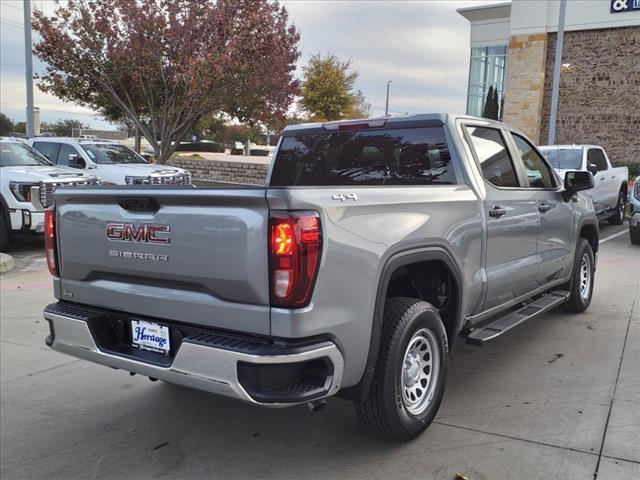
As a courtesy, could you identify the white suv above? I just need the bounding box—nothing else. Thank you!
[28,137,191,186]
[0,137,100,251]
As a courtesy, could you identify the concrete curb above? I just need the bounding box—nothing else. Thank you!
[0,252,16,274]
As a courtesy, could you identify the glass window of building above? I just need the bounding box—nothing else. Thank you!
[466,45,507,121]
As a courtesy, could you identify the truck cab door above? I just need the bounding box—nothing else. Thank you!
[508,132,574,287]
[587,147,613,213]
[464,125,540,311]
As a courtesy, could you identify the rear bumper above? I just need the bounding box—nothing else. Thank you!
[43,303,344,407]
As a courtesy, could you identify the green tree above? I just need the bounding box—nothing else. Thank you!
[345,90,372,119]
[40,119,88,137]
[0,113,13,136]
[223,124,264,145]
[300,53,358,121]
[13,122,27,134]
[192,115,227,143]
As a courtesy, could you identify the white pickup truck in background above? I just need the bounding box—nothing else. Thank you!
[27,137,191,186]
[539,145,629,225]
[0,137,100,252]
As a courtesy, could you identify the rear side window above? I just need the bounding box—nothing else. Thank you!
[270,127,456,186]
[32,142,59,162]
[465,126,519,188]
[540,148,583,170]
[587,149,608,172]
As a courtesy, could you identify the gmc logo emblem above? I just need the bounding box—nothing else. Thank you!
[106,223,170,244]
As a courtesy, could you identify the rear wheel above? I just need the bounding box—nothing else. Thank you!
[0,213,13,253]
[564,238,595,313]
[631,226,640,245]
[608,191,626,225]
[355,297,448,442]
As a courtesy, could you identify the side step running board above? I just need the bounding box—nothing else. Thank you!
[466,291,570,346]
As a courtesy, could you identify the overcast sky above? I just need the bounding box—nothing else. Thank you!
[0,0,497,129]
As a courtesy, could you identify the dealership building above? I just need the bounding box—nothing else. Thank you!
[458,0,640,165]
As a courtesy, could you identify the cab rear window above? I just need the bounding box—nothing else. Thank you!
[270,127,456,187]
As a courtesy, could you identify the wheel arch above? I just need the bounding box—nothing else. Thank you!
[578,219,599,256]
[0,194,11,222]
[340,246,464,401]
[620,181,628,196]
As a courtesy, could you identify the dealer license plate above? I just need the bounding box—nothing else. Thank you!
[131,319,170,355]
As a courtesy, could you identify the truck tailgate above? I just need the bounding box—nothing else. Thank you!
[54,187,271,335]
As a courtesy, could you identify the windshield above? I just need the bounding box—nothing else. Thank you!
[0,142,53,167]
[539,148,583,170]
[81,143,147,164]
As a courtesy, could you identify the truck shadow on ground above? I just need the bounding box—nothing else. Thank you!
[121,310,575,474]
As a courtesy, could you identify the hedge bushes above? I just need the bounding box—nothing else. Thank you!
[175,142,225,153]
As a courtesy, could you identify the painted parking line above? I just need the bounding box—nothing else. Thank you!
[600,230,628,244]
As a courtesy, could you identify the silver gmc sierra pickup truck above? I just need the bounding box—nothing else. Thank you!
[43,114,598,441]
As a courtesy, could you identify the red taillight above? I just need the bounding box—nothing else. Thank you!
[269,211,322,307]
[44,206,58,276]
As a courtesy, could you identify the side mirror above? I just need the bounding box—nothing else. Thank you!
[564,170,594,195]
[587,163,598,175]
[68,154,86,169]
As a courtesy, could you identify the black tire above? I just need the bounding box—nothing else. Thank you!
[631,226,640,245]
[355,297,448,442]
[0,213,13,253]
[563,238,595,313]
[608,190,626,225]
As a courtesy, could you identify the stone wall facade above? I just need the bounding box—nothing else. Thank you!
[540,27,640,165]
[169,156,269,185]
[502,33,548,144]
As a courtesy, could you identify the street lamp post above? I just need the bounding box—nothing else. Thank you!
[547,0,567,146]
[23,0,35,138]
[385,80,392,117]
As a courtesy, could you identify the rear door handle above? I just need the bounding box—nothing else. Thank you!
[489,206,507,218]
[538,203,552,213]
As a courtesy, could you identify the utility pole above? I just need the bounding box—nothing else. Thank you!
[384,80,392,117]
[547,0,567,146]
[23,0,35,138]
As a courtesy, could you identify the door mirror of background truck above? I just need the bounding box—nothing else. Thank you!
[68,154,85,169]
[565,170,594,195]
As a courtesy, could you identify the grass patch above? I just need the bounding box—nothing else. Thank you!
[169,152,207,161]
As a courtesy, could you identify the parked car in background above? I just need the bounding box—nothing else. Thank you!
[0,137,100,252]
[43,114,598,441]
[27,138,191,186]
[630,176,640,245]
[539,145,628,225]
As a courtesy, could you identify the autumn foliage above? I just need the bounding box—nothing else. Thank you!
[32,0,300,163]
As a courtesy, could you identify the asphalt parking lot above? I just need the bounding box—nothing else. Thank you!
[1,223,638,480]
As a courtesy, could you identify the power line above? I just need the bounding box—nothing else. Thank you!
[0,19,24,29]
[1,2,23,11]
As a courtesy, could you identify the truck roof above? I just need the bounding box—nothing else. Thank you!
[28,137,120,144]
[282,113,507,135]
